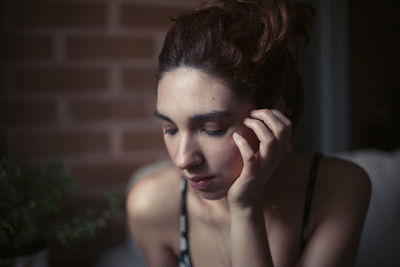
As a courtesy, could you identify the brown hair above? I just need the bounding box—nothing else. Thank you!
[158,0,314,127]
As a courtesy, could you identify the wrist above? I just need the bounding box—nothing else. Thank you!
[229,203,264,218]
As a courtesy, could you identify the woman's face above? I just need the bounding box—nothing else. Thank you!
[156,67,258,200]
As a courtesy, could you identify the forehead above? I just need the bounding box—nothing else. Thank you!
[157,68,241,115]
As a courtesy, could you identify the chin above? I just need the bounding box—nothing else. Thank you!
[199,193,226,201]
[196,187,229,200]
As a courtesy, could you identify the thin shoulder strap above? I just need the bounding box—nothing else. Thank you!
[301,153,323,252]
[178,179,193,267]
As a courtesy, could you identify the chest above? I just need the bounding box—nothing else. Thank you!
[186,192,307,267]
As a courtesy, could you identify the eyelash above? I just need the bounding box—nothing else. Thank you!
[163,128,227,137]
[163,128,178,135]
[202,128,227,136]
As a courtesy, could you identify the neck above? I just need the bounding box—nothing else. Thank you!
[189,186,232,220]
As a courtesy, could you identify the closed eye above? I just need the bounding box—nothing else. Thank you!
[202,128,227,137]
[163,128,178,135]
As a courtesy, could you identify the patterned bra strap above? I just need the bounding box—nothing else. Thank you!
[178,179,193,267]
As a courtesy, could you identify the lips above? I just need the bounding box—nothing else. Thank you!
[185,175,213,182]
[186,175,215,191]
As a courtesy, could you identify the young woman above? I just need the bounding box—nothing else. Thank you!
[127,1,371,266]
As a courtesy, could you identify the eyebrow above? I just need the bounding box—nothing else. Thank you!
[154,110,233,124]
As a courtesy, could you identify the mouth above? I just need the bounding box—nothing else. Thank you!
[186,175,215,191]
[185,175,214,182]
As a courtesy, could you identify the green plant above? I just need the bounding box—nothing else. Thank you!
[0,156,124,258]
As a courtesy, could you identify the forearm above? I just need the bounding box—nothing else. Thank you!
[230,206,274,267]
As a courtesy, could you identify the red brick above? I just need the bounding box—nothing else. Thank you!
[70,161,149,185]
[14,131,110,157]
[120,5,189,28]
[70,160,167,197]
[68,98,154,122]
[0,34,52,61]
[122,68,157,90]
[11,1,106,29]
[67,36,154,60]
[14,67,108,92]
[0,100,57,126]
[123,130,164,151]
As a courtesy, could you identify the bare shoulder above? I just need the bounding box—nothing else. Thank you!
[309,155,372,237]
[317,156,371,208]
[126,164,181,265]
[283,153,371,208]
[127,164,181,227]
[297,155,372,266]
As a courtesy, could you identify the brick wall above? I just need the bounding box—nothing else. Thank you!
[0,0,200,199]
[1,1,201,264]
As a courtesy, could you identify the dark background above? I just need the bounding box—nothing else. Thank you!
[348,1,399,150]
[296,0,399,152]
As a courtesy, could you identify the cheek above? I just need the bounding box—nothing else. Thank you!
[208,137,243,179]
[163,137,177,160]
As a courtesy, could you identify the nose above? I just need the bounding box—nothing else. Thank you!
[174,133,203,170]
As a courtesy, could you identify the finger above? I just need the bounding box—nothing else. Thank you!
[270,109,292,127]
[250,109,291,140]
[243,118,275,160]
[232,132,258,178]
[243,117,274,144]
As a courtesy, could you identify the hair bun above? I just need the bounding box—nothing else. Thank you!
[198,0,314,62]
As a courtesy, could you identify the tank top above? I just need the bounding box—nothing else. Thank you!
[177,153,323,266]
